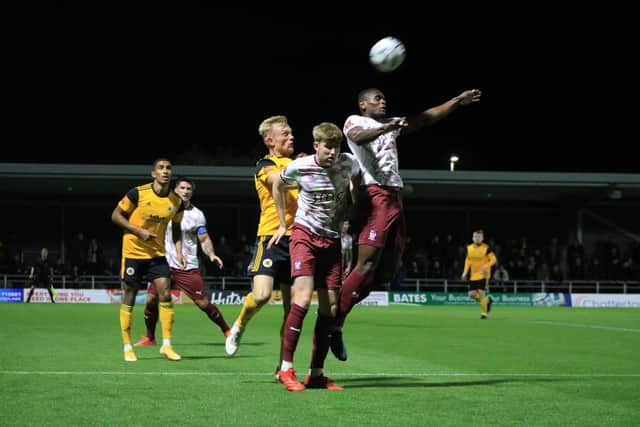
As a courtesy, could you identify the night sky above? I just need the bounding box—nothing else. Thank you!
[9,7,635,173]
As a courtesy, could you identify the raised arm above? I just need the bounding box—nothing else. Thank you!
[405,89,482,133]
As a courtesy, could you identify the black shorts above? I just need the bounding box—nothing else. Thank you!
[469,278,489,291]
[122,257,170,286]
[246,235,292,286]
[31,278,52,286]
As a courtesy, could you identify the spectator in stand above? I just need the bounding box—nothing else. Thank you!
[549,263,563,282]
[69,232,89,275]
[568,255,585,280]
[8,253,26,275]
[86,237,103,275]
[429,258,444,278]
[588,257,604,280]
[0,240,9,273]
[214,235,234,276]
[493,264,510,292]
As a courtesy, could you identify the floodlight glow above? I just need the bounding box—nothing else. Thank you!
[449,155,459,172]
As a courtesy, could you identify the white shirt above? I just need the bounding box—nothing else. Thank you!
[344,114,403,188]
[165,204,206,270]
[281,153,360,239]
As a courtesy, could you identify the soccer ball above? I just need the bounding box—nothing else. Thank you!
[369,36,406,72]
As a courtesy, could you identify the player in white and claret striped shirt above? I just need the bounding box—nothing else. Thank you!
[331,87,482,361]
[268,122,361,392]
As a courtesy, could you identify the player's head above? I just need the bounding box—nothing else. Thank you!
[151,158,173,185]
[312,122,343,167]
[357,88,387,118]
[173,177,195,204]
[341,220,350,233]
[258,115,295,158]
[40,247,48,259]
[472,229,484,245]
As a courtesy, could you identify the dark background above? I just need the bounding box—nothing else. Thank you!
[7,7,636,173]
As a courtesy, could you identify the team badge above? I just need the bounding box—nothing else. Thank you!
[126,267,135,276]
[262,258,273,268]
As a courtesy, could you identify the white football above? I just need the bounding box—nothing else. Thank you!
[369,36,406,72]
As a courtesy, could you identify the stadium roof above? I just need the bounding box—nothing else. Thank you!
[1,163,639,204]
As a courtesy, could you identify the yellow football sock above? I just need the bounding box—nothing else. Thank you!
[480,295,488,313]
[120,304,133,345]
[237,292,260,329]
[159,302,175,340]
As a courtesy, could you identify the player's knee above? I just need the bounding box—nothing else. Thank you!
[253,293,270,306]
[360,260,377,275]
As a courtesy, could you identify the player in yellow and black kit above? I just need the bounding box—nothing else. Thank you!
[461,229,497,319]
[225,116,300,380]
[111,158,185,362]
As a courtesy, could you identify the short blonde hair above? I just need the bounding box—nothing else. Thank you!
[258,115,288,141]
[312,122,343,145]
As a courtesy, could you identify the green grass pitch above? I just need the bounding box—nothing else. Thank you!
[1,303,638,426]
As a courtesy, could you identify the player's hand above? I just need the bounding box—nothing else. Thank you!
[267,226,287,249]
[343,264,352,279]
[458,89,482,105]
[385,117,407,131]
[210,254,224,269]
[461,274,467,280]
[177,253,187,269]
[138,229,156,241]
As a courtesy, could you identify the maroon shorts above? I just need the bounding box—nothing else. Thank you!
[356,185,407,252]
[289,223,341,290]
[147,268,207,301]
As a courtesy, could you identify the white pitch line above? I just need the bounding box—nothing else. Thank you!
[0,371,639,378]
[528,320,640,333]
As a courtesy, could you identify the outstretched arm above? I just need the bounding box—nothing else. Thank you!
[405,89,482,133]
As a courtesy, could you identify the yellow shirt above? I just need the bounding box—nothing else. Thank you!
[117,183,184,259]
[255,154,298,236]
[463,243,497,280]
